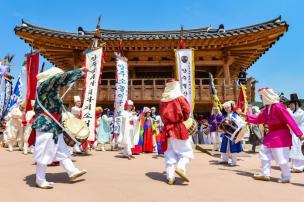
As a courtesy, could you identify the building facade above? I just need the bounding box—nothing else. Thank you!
[15,17,288,112]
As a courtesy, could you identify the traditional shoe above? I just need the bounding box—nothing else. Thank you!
[175,168,190,182]
[36,181,54,189]
[291,168,302,173]
[167,179,175,185]
[278,178,290,183]
[129,155,135,159]
[69,170,87,181]
[253,173,270,181]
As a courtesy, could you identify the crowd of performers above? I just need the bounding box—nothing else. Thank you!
[0,67,304,188]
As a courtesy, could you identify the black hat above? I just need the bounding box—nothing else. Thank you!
[289,93,302,107]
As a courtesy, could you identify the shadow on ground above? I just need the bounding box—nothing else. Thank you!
[145,172,188,186]
[24,172,85,187]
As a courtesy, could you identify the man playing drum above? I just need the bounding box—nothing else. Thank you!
[159,79,193,185]
[31,67,87,189]
[219,101,245,166]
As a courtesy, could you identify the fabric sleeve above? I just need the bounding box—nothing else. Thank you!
[246,109,266,125]
[43,68,83,91]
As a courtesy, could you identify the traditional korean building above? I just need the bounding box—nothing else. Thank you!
[14,16,288,112]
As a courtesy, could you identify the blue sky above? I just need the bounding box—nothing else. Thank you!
[1,0,303,100]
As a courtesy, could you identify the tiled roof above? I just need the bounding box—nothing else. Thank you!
[14,16,288,41]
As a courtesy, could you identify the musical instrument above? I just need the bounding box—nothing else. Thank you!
[183,117,198,135]
[220,117,247,143]
[62,117,90,147]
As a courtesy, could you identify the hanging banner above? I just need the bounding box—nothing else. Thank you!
[113,53,128,135]
[1,76,13,120]
[81,48,103,141]
[175,49,195,111]
[25,53,39,112]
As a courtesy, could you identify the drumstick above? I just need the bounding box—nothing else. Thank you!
[195,144,213,156]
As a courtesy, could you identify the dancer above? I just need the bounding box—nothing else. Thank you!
[219,101,245,166]
[32,67,87,189]
[160,79,193,185]
[239,88,304,183]
[142,108,154,153]
[117,100,140,159]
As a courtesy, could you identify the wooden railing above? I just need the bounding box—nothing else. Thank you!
[61,78,255,104]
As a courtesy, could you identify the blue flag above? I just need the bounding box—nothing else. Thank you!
[8,74,22,109]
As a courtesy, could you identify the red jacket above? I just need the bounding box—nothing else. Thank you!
[159,96,190,150]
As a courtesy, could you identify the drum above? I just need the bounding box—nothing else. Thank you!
[220,118,247,143]
[63,117,90,147]
[183,117,198,135]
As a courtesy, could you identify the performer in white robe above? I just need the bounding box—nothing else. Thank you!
[70,95,82,153]
[287,93,304,172]
[23,100,35,154]
[4,106,24,152]
[117,100,139,159]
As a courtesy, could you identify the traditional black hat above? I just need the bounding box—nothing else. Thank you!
[289,93,302,107]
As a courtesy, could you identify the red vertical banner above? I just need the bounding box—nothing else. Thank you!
[236,84,248,113]
[25,53,39,112]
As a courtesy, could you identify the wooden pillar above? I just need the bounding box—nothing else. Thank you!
[223,51,233,85]
[223,61,230,85]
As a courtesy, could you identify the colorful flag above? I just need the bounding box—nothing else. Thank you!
[208,72,222,110]
[8,73,23,109]
[236,84,248,113]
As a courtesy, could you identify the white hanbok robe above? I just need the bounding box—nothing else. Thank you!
[117,110,140,155]
[4,108,24,148]
[289,108,304,161]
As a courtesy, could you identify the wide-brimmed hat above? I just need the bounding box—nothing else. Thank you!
[288,93,302,107]
[37,67,64,85]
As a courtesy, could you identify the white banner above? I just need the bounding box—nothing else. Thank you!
[113,54,128,135]
[82,48,103,141]
[175,49,195,111]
